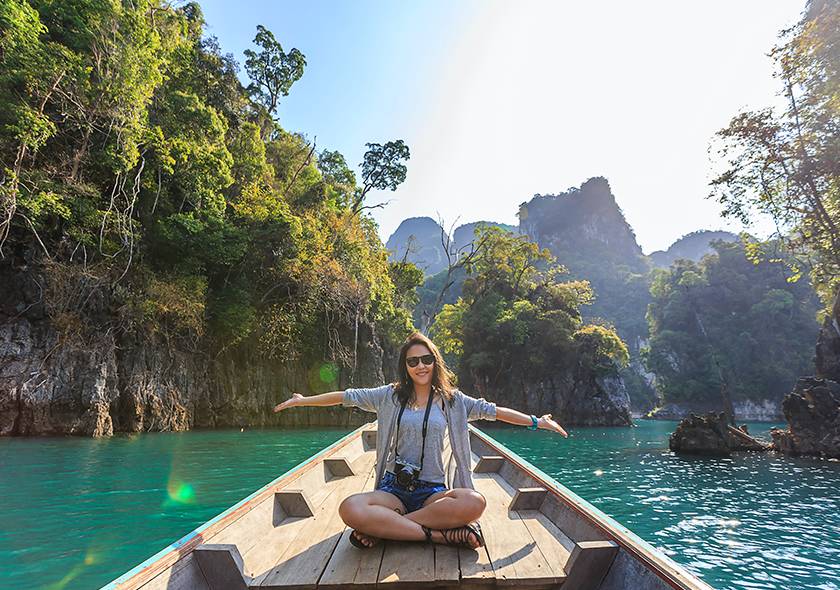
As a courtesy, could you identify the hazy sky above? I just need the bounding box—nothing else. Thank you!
[198,0,806,253]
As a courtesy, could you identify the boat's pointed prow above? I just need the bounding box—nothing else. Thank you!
[103,422,715,590]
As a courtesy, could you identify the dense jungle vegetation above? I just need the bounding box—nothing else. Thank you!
[0,0,420,378]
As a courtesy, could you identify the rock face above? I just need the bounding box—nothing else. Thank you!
[385,217,448,275]
[771,291,840,459]
[669,412,770,455]
[0,264,381,436]
[770,377,840,458]
[815,315,840,383]
[482,372,633,427]
[386,217,517,276]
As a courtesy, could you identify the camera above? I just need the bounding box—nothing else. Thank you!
[394,460,421,491]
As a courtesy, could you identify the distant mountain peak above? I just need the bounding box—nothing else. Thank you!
[648,230,741,268]
[519,176,643,260]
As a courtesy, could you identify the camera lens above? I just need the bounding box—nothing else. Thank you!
[396,470,411,486]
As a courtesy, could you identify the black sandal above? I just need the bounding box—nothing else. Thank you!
[421,525,433,544]
[349,529,380,549]
[440,522,485,548]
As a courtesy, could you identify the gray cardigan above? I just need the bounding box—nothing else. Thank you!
[342,384,497,490]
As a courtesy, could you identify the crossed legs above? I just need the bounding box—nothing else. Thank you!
[338,488,486,548]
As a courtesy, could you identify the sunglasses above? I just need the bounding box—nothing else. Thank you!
[406,354,435,368]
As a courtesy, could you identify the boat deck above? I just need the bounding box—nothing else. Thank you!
[247,453,575,589]
[109,424,712,590]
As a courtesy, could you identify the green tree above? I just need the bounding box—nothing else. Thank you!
[644,239,820,409]
[709,0,840,309]
[432,227,627,396]
[352,140,410,215]
[244,24,305,119]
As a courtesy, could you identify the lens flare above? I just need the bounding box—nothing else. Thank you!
[166,479,196,504]
[319,362,338,383]
[44,549,100,590]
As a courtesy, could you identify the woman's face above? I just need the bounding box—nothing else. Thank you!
[405,343,435,388]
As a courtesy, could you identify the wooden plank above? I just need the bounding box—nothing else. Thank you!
[246,459,375,583]
[141,553,210,590]
[457,542,495,584]
[316,465,383,589]
[242,516,312,580]
[563,540,619,590]
[259,469,372,589]
[193,544,250,590]
[510,488,547,511]
[434,543,461,585]
[316,528,382,589]
[473,473,563,586]
[377,540,435,586]
[515,510,574,580]
[474,456,505,473]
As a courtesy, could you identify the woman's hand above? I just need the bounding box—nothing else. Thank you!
[538,414,568,437]
[273,393,304,413]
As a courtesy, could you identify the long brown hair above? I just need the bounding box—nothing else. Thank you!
[393,332,456,406]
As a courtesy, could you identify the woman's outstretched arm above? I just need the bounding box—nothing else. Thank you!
[273,391,344,413]
[496,406,568,437]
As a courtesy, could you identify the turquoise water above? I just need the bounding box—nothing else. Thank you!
[1,421,838,589]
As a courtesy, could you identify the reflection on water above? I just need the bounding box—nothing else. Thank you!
[1,421,838,589]
[482,420,840,590]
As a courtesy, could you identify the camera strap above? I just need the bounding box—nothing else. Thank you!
[395,391,435,473]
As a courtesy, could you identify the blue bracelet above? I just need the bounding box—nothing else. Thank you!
[527,415,538,430]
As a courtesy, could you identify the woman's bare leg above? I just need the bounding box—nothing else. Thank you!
[404,488,486,530]
[339,488,486,549]
[339,491,424,544]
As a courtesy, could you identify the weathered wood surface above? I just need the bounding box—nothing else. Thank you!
[194,544,250,590]
[113,423,711,590]
[473,473,566,586]
[563,540,619,590]
[317,466,383,589]
[258,454,376,589]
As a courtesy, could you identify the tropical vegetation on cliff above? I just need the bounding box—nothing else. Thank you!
[431,226,629,397]
[709,0,839,313]
[644,239,820,406]
[0,0,418,382]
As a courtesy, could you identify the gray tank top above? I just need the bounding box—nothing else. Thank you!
[386,396,448,484]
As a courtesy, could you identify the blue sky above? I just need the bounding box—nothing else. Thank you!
[198,0,806,253]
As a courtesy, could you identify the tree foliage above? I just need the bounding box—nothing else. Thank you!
[709,0,840,310]
[644,239,820,405]
[431,227,628,395]
[243,24,305,119]
[0,0,415,383]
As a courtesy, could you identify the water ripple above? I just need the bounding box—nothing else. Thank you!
[483,420,840,590]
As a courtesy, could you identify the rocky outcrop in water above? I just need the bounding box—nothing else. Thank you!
[1,259,632,435]
[770,378,840,459]
[770,289,840,459]
[669,412,770,455]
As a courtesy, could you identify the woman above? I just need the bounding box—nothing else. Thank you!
[272,332,568,550]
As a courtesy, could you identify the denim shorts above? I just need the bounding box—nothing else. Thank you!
[377,471,447,513]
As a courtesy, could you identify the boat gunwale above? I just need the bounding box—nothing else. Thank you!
[469,425,714,590]
[102,422,713,590]
[100,423,372,590]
